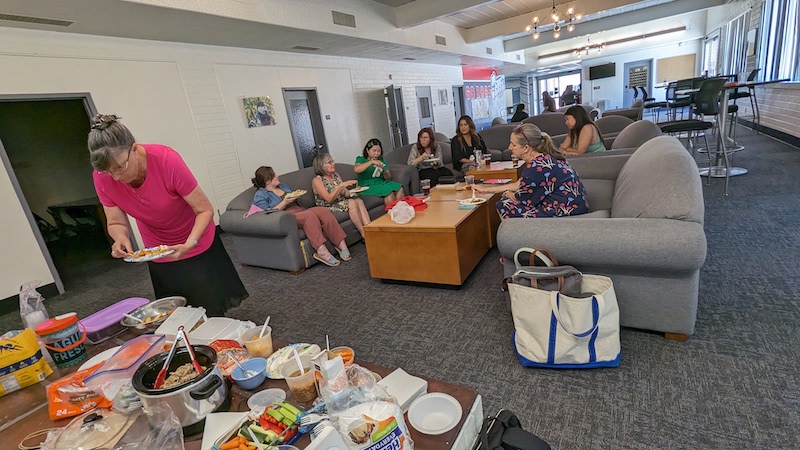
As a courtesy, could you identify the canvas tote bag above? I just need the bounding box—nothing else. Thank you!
[509,271,621,369]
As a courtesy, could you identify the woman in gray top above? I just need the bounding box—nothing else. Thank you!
[407,128,453,187]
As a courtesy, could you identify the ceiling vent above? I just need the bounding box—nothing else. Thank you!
[402,57,416,60]
[0,13,73,27]
[516,54,521,60]
[291,45,321,51]
[332,11,356,28]
[485,47,493,55]
[435,35,446,46]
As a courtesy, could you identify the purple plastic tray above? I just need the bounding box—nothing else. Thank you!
[80,297,150,344]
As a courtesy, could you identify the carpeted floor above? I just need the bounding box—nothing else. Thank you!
[2,124,798,449]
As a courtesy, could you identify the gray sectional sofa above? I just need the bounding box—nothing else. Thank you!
[497,135,706,339]
[384,139,454,191]
[219,162,413,273]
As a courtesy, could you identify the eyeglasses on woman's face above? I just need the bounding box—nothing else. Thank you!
[100,144,133,175]
[325,159,336,165]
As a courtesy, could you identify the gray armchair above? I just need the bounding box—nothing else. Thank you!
[595,116,634,149]
[498,136,706,339]
[384,141,455,192]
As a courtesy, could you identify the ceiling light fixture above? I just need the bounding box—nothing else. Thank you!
[525,1,579,40]
[574,36,606,59]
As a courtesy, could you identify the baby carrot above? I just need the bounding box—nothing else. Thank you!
[220,437,241,450]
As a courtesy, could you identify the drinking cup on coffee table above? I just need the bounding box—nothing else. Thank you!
[465,175,475,188]
[421,179,431,195]
[281,355,318,402]
[483,154,491,166]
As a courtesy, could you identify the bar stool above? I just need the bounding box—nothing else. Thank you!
[659,78,729,190]
[729,69,761,132]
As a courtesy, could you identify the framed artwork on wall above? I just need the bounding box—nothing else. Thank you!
[243,96,276,128]
[438,89,448,106]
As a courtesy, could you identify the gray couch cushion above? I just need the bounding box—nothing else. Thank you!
[611,136,704,223]
[479,125,515,153]
[522,114,568,136]
[611,120,663,150]
[581,179,615,212]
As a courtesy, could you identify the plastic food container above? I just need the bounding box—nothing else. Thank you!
[187,317,242,346]
[120,296,187,335]
[83,334,166,399]
[81,297,149,344]
[153,306,206,342]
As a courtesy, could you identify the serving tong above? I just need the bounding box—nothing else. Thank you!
[153,325,204,389]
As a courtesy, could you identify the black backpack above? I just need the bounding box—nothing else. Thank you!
[478,410,551,450]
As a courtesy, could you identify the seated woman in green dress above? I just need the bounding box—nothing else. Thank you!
[354,138,405,206]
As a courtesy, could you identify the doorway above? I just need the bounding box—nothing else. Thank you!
[537,70,581,111]
[623,60,653,108]
[452,86,464,129]
[385,85,408,149]
[415,86,434,131]
[282,89,328,168]
[0,94,108,293]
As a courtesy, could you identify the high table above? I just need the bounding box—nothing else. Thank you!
[1,331,483,450]
[676,79,788,195]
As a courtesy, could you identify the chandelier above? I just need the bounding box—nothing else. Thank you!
[525,1,580,40]
[574,36,606,58]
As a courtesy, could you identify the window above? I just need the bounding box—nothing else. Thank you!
[703,34,720,76]
[757,0,800,81]
[720,12,750,77]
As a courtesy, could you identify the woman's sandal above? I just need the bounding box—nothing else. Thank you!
[313,253,340,267]
[337,248,352,261]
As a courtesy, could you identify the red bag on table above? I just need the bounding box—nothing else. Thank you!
[385,196,427,211]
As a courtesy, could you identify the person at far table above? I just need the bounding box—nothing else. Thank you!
[510,103,529,122]
[473,123,589,219]
[407,127,453,187]
[354,138,405,206]
[311,154,371,239]
[542,91,558,112]
[252,166,351,267]
[88,114,247,316]
[559,105,606,155]
[450,115,487,173]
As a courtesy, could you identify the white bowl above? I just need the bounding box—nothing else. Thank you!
[407,393,462,435]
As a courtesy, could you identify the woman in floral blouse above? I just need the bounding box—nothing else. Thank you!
[473,123,589,219]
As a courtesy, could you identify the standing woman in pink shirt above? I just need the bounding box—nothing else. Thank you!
[88,114,247,316]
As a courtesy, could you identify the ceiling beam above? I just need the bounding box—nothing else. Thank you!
[394,0,496,28]
[464,0,640,43]
[503,0,725,52]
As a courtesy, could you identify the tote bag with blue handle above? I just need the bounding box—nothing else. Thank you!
[508,272,620,369]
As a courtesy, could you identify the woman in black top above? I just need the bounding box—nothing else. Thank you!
[450,115,487,172]
[510,104,529,122]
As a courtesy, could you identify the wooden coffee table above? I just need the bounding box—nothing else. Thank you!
[466,160,524,181]
[364,188,501,285]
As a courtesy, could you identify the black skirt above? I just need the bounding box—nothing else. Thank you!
[148,233,248,316]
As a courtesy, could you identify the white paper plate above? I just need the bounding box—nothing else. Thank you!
[124,246,174,263]
[285,189,307,198]
[264,343,321,379]
[349,186,369,193]
[79,346,121,372]
[424,158,440,163]
[459,197,487,205]
[407,393,462,435]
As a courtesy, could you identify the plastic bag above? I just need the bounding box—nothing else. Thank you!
[19,280,49,330]
[389,201,415,224]
[322,365,413,450]
[112,404,185,450]
[47,363,113,420]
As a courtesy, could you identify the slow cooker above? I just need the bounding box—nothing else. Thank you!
[132,344,228,428]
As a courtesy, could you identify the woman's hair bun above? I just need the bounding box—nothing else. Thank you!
[90,114,121,130]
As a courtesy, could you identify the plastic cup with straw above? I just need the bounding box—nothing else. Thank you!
[280,348,316,402]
